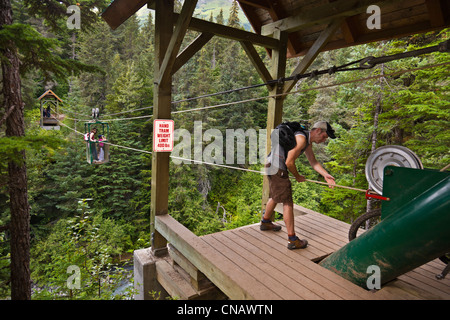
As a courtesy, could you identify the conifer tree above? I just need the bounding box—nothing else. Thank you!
[0,0,108,299]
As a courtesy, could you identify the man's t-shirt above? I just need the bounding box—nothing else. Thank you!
[267,130,310,172]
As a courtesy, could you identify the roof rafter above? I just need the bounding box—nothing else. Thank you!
[261,0,391,36]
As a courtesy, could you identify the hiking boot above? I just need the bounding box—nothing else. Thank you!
[260,220,282,231]
[287,237,308,250]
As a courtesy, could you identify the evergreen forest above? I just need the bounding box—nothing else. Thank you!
[0,0,448,299]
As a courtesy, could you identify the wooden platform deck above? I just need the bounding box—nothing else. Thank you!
[153,206,449,300]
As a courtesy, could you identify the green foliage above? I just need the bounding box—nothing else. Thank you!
[31,200,131,299]
[2,0,449,300]
[0,133,65,166]
[0,23,102,83]
[23,0,110,32]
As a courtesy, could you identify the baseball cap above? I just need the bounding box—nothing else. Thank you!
[311,121,336,139]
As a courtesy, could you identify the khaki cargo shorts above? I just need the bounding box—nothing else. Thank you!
[268,169,293,204]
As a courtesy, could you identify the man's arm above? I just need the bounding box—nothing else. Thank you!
[304,145,335,187]
[285,135,307,182]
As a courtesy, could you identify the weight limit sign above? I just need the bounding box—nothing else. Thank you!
[153,119,174,152]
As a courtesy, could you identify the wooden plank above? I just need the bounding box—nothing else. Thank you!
[408,262,450,287]
[260,0,391,36]
[398,272,450,299]
[224,229,348,298]
[257,220,333,259]
[238,0,271,10]
[168,244,206,284]
[305,210,352,233]
[420,259,450,278]
[155,214,281,300]
[264,0,302,56]
[377,279,422,300]
[293,217,347,249]
[156,259,198,300]
[206,234,299,299]
[213,230,340,299]
[384,277,447,300]
[236,227,376,300]
[229,230,328,299]
[274,203,320,216]
[297,215,350,244]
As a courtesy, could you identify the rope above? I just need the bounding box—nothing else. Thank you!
[58,119,367,193]
[93,40,449,119]
[83,61,450,123]
[304,179,366,193]
[53,48,450,193]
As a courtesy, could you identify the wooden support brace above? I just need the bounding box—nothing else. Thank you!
[240,40,274,89]
[172,32,214,75]
[173,13,280,49]
[283,18,344,94]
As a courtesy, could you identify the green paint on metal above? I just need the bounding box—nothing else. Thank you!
[319,166,450,289]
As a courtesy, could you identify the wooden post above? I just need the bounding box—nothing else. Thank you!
[150,0,198,257]
[261,30,288,218]
[150,0,174,257]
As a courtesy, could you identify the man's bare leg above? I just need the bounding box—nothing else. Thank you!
[260,198,281,231]
[284,202,308,250]
[263,198,277,221]
[283,202,295,237]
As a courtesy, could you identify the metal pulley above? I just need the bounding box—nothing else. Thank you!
[365,145,423,195]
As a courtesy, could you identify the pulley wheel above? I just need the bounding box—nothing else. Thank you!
[365,145,423,194]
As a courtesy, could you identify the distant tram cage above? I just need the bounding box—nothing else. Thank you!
[38,89,63,130]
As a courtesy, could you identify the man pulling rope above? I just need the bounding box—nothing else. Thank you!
[262,121,337,250]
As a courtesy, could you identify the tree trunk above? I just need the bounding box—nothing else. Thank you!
[0,0,31,300]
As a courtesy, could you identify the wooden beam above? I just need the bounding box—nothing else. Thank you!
[283,18,344,94]
[261,30,288,216]
[101,0,148,30]
[265,0,301,57]
[171,32,214,75]
[261,0,391,36]
[175,13,280,49]
[426,0,446,27]
[150,0,174,257]
[238,0,270,10]
[240,41,273,87]
[341,15,360,44]
[155,214,279,299]
[158,0,198,85]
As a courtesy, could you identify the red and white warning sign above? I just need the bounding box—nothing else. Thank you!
[153,119,174,152]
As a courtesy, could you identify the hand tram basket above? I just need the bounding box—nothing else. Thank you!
[84,121,110,164]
